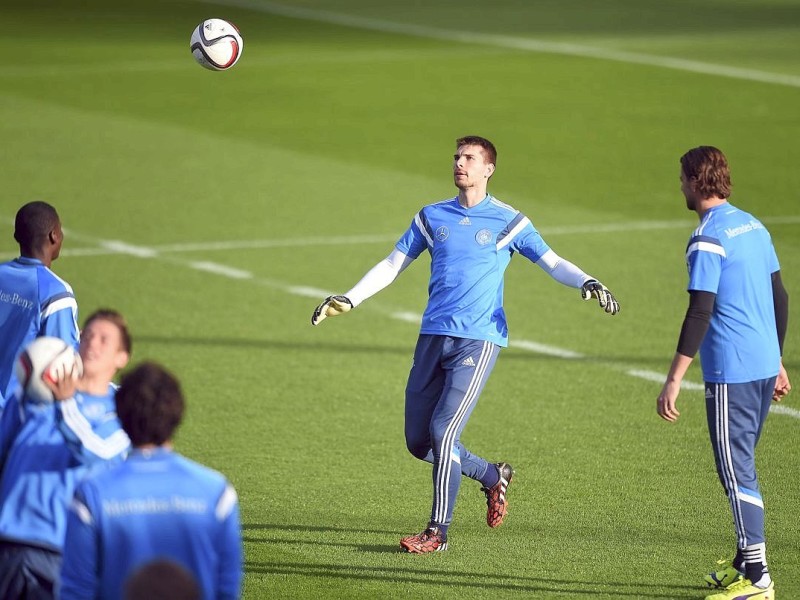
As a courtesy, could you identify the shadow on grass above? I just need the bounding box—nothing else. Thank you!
[244,557,699,598]
[135,333,678,368]
[242,523,700,597]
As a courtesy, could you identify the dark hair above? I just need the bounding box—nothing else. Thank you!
[83,308,133,354]
[14,201,60,251]
[116,362,184,447]
[456,136,497,166]
[124,559,200,600]
[680,146,732,199]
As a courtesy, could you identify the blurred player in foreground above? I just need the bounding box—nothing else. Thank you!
[312,135,619,553]
[60,361,242,600]
[0,309,131,598]
[0,201,79,411]
[657,146,790,600]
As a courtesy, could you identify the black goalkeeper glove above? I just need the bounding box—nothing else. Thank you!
[311,295,353,326]
[581,280,620,315]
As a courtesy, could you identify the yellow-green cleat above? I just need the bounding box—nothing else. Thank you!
[704,579,773,600]
[705,558,744,589]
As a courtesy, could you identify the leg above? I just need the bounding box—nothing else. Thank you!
[428,338,500,529]
[404,336,495,482]
[705,378,775,587]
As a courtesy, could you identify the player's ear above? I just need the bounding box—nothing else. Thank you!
[115,350,130,371]
[485,163,495,178]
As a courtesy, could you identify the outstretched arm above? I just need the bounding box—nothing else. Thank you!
[311,249,414,326]
[535,250,620,315]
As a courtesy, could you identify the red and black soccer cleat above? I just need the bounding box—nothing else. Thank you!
[482,462,514,528]
[400,526,448,553]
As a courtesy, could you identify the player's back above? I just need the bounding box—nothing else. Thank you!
[0,258,77,404]
[691,203,780,383]
[77,448,241,599]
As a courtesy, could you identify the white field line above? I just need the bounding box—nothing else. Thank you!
[2,222,796,419]
[36,214,797,260]
[197,0,800,89]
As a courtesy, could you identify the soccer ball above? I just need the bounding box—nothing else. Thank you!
[190,18,243,71]
[14,337,83,403]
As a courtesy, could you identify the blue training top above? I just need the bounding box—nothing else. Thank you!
[60,447,242,600]
[396,195,550,347]
[0,385,130,551]
[0,256,79,408]
[686,202,781,383]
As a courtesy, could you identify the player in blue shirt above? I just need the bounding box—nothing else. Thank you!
[657,147,790,600]
[312,136,620,553]
[0,309,132,599]
[60,361,243,600]
[0,201,79,411]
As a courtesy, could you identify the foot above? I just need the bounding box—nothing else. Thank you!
[705,579,773,600]
[705,558,744,589]
[482,462,513,528]
[400,526,448,553]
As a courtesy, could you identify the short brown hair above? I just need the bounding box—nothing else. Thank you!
[116,362,184,447]
[84,308,132,354]
[456,136,497,166]
[680,146,732,199]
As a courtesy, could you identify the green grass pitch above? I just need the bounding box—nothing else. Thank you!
[1,1,799,598]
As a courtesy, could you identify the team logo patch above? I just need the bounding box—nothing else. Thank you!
[475,228,493,245]
[436,226,449,242]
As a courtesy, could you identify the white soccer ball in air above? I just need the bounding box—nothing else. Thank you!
[190,18,243,71]
[14,337,83,403]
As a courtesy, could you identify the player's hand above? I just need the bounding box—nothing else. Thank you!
[773,362,791,402]
[581,280,620,315]
[311,295,353,326]
[657,380,681,422]
[44,361,81,402]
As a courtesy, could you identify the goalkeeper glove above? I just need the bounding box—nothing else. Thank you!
[311,295,353,326]
[581,280,620,315]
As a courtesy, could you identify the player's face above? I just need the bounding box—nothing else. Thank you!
[680,169,697,211]
[453,145,495,191]
[79,319,129,379]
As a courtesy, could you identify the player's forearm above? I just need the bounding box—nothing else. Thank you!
[535,250,592,288]
[56,400,131,463]
[665,352,694,385]
[772,270,788,355]
[345,249,413,306]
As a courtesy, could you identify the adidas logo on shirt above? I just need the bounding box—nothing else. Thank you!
[461,356,476,367]
[458,217,471,226]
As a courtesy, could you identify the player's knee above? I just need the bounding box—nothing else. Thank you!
[404,433,430,460]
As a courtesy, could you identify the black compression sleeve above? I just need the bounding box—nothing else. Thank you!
[772,270,789,355]
[676,290,716,357]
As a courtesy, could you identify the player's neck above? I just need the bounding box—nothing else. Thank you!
[696,196,727,219]
[457,188,488,208]
[76,375,113,396]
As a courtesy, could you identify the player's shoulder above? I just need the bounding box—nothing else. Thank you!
[418,196,457,214]
[173,452,232,488]
[487,196,520,215]
[36,264,75,296]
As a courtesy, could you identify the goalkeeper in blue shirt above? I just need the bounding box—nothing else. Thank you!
[0,309,132,599]
[312,136,619,553]
[60,361,243,600]
[0,201,79,411]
